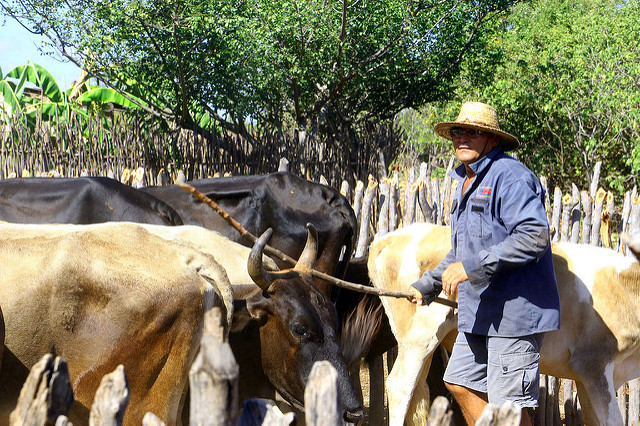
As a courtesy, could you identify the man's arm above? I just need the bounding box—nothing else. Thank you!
[462,178,550,285]
[409,248,457,304]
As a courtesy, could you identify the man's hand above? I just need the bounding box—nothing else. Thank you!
[442,261,468,296]
[408,286,424,305]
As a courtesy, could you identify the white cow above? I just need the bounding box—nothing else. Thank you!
[368,222,640,426]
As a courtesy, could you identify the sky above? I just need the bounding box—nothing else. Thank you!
[0,15,81,89]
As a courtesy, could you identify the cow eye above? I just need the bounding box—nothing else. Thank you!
[290,323,309,339]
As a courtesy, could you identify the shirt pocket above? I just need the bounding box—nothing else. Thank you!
[468,198,489,238]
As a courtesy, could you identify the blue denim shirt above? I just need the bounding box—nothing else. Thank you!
[412,147,561,336]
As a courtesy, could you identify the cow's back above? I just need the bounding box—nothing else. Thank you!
[540,243,640,382]
[0,222,230,425]
[143,172,358,294]
[0,177,183,225]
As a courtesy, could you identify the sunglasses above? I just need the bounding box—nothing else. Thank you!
[450,128,486,139]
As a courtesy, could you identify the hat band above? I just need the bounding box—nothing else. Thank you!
[459,118,497,129]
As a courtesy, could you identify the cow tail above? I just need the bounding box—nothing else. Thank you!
[339,294,383,371]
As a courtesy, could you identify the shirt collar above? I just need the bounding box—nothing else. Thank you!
[449,146,503,182]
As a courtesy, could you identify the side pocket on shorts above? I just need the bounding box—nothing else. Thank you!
[499,352,540,398]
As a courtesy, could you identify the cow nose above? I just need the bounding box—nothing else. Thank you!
[343,407,363,424]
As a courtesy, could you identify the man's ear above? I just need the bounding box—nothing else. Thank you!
[230,297,269,333]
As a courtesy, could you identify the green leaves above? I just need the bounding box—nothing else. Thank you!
[0,0,516,143]
[0,60,146,135]
[77,87,145,110]
[0,79,20,121]
[7,61,64,103]
[452,0,640,193]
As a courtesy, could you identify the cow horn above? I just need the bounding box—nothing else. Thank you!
[248,228,298,290]
[248,228,278,290]
[295,223,318,272]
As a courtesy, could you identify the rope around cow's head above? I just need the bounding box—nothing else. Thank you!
[176,181,458,309]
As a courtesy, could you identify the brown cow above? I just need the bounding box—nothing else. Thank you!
[142,223,364,422]
[369,223,640,426]
[0,222,233,425]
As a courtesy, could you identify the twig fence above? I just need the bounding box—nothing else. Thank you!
[0,111,401,190]
[10,307,522,426]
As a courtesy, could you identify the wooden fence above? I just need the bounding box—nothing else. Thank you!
[0,111,401,190]
[10,307,524,426]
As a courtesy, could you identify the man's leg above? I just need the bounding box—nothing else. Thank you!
[444,382,488,424]
[442,333,489,425]
[445,383,532,425]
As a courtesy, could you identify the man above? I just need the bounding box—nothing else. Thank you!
[408,102,560,425]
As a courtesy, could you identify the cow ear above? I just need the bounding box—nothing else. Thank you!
[230,298,268,333]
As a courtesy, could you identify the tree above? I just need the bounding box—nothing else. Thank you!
[456,0,640,192]
[394,105,456,176]
[0,0,519,159]
[1,60,145,130]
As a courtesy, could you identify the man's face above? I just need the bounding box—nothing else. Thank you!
[451,127,500,166]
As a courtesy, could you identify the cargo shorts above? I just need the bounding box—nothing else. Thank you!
[443,332,543,408]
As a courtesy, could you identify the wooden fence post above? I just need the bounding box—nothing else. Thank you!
[426,396,453,426]
[628,194,640,245]
[390,172,400,231]
[304,361,341,426]
[628,378,640,425]
[407,180,418,226]
[590,161,602,201]
[189,308,239,426]
[367,352,387,425]
[617,383,628,426]
[353,180,365,225]
[404,168,417,226]
[377,181,390,236]
[581,191,593,244]
[441,157,455,226]
[476,401,521,426]
[432,177,442,225]
[540,176,552,226]
[545,375,559,426]
[418,163,434,224]
[278,157,290,172]
[619,191,632,253]
[550,188,562,243]
[340,180,349,199]
[604,190,615,248]
[570,184,581,243]
[536,374,547,425]
[562,379,574,426]
[10,354,74,426]
[590,187,606,246]
[355,176,377,258]
[142,412,166,426]
[560,193,575,242]
[90,365,130,425]
[573,391,583,425]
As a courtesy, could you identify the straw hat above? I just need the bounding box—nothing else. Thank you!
[434,102,520,151]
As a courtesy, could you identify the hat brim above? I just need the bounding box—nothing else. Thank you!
[434,122,520,151]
